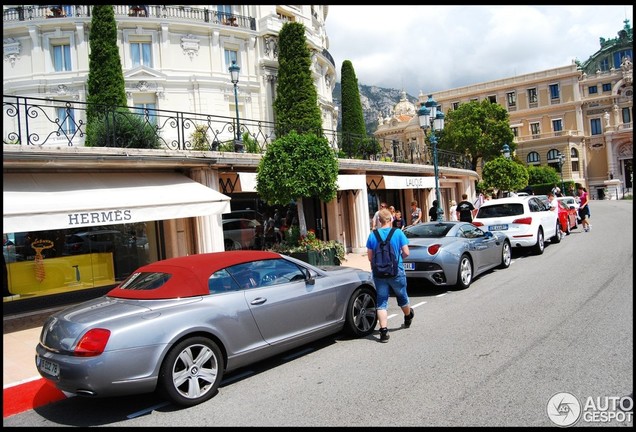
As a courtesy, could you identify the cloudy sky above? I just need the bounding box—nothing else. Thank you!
[325,5,633,97]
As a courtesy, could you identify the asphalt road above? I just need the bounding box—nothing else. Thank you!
[4,199,633,427]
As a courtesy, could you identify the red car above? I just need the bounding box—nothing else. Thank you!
[557,199,578,235]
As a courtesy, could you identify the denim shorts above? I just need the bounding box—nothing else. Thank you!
[374,270,409,310]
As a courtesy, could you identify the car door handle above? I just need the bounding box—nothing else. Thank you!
[250,297,267,305]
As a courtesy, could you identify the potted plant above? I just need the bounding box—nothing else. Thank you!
[269,226,344,266]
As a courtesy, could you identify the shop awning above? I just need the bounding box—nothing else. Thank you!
[3,172,231,233]
[337,174,367,190]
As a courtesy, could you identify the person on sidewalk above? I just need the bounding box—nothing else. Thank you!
[366,208,414,343]
[457,193,476,223]
[577,186,592,232]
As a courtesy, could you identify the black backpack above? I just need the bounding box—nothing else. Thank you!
[372,228,398,278]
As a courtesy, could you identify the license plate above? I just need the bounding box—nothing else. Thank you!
[489,224,508,231]
[403,262,415,271]
[37,356,60,377]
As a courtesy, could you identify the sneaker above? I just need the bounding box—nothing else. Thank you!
[404,309,415,328]
[379,327,390,343]
[584,228,589,232]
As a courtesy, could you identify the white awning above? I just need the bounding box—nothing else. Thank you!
[3,172,231,233]
[382,175,436,189]
[337,174,367,190]
[237,172,257,192]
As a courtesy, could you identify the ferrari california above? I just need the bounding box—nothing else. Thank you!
[35,251,377,407]
[402,221,511,289]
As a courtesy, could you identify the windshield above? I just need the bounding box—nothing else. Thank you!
[476,204,524,218]
[403,223,453,238]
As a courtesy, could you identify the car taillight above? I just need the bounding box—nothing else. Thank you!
[472,221,484,227]
[74,328,111,357]
[427,244,441,255]
[512,217,532,225]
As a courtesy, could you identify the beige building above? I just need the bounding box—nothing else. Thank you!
[375,19,633,202]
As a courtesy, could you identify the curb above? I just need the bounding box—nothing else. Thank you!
[3,378,68,418]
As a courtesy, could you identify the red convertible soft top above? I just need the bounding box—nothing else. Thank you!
[107,250,281,299]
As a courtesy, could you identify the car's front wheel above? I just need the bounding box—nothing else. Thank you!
[455,254,473,290]
[345,286,377,337]
[159,337,224,407]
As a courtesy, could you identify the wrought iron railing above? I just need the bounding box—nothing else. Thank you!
[3,5,257,31]
[3,95,472,169]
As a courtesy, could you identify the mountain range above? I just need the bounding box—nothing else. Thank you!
[332,83,419,135]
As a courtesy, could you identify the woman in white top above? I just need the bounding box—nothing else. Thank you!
[449,200,458,221]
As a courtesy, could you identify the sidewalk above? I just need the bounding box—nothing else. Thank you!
[2,252,370,418]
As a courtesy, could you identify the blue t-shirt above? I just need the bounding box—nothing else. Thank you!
[366,227,409,271]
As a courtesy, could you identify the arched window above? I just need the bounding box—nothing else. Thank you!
[526,151,540,166]
[547,149,562,171]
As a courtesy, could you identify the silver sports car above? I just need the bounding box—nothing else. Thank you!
[402,221,511,289]
[35,251,377,407]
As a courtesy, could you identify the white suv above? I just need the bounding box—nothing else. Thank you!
[472,196,560,254]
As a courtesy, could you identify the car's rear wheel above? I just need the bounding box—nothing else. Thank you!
[345,286,377,337]
[564,220,571,235]
[455,254,473,290]
[159,337,224,407]
[532,229,545,255]
[499,240,511,269]
[551,221,562,243]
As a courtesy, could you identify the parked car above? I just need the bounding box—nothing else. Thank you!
[35,251,377,407]
[401,221,511,290]
[472,195,560,255]
[222,218,262,250]
[557,196,580,211]
[556,199,578,235]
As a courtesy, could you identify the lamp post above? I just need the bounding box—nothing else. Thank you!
[228,60,243,153]
[502,143,511,159]
[418,94,445,222]
[392,139,399,162]
[557,151,565,195]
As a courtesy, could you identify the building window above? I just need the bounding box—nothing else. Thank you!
[547,149,561,171]
[56,106,76,135]
[452,102,460,110]
[552,119,563,136]
[530,122,540,138]
[549,84,560,100]
[527,88,538,107]
[506,91,516,107]
[613,50,633,69]
[488,95,496,103]
[602,83,612,92]
[133,103,157,125]
[224,49,238,71]
[511,127,519,138]
[131,41,152,67]
[588,86,598,95]
[599,57,610,72]
[527,151,540,165]
[590,118,602,135]
[52,42,72,72]
[622,107,631,124]
[570,148,579,173]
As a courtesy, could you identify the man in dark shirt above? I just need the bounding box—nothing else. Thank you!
[457,193,476,222]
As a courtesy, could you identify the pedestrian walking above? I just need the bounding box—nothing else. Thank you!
[429,200,441,221]
[457,193,476,222]
[372,202,388,230]
[577,186,592,231]
[366,208,413,343]
[449,200,458,221]
[393,210,406,230]
[410,200,423,225]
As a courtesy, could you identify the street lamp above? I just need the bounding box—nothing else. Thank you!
[557,151,566,195]
[502,143,511,159]
[418,94,445,222]
[228,60,243,152]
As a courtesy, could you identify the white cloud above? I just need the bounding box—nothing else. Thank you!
[325,5,633,97]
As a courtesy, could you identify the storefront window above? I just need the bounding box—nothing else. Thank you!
[3,222,155,301]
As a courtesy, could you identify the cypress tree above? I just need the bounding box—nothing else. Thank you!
[86,5,127,124]
[273,22,323,136]
[340,60,366,157]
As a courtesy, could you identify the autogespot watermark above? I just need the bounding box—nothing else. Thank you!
[547,392,633,427]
